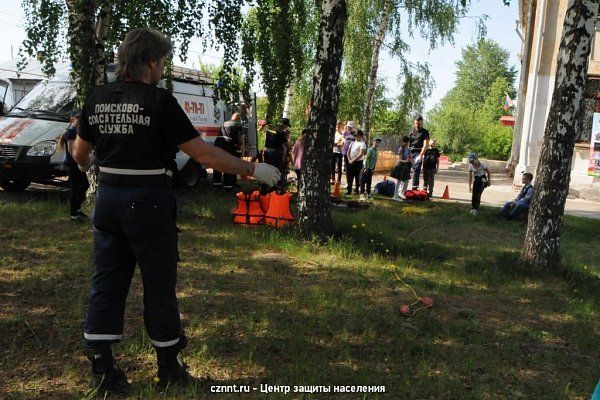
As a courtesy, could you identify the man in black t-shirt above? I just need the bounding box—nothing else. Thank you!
[72,28,280,396]
[262,117,291,191]
[213,113,244,189]
[408,115,430,190]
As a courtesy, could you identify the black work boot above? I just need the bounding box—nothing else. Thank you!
[153,335,193,391]
[85,345,129,396]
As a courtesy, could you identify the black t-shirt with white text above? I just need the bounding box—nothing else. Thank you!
[78,81,200,171]
[409,127,430,152]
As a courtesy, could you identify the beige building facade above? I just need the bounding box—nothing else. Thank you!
[512,0,600,200]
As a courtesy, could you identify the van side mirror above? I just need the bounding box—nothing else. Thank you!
[0,101,4,116]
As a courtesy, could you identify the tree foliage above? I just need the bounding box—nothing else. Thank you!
[428,39,516,159]
[449,39,517,105]
[241,0,317,121]
[19,0,247,104]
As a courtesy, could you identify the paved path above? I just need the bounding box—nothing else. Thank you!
[367,168,600,220]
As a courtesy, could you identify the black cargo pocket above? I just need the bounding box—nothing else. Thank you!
[127,199,170,235]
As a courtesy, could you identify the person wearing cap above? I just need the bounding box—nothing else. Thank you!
[342,121,357,188]
[60,112,89,221]
[72,27,281,395]
[347,130,367,195]
[408,116,430,190]
[262,117,291,192]
[467,152,491,216]
[359,137,381,201]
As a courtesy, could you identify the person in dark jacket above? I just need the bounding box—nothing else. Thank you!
[72,27,280,396]
[262,118,290,192]
[61,114,90,221]
[213,113,244,190]
[498,173,534,219]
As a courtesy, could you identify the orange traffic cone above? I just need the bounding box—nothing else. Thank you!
[333,182,341,198]
[442,185,450,199]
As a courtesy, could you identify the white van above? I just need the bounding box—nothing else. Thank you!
[0,59,68,115]
[0,65,257,191]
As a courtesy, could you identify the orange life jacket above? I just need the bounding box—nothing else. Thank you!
[259,192,271,214]
[232,191,265,225]
[264,191,294,227]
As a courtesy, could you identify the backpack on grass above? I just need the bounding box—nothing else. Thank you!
[374,180,396,197]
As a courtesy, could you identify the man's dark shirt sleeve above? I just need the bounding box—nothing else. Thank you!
[164,93,201,145]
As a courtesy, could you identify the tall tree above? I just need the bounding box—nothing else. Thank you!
[450,39,517,106]
[240,0,314,122]
[362,0,391,141]
[298,0,347,238]
[360,0,479,140]
[521,0,599,269]
[428,39,516,155]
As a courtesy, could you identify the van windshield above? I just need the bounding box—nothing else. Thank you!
[8,81,75,121]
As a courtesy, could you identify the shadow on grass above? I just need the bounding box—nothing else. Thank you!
[0,180,599,399]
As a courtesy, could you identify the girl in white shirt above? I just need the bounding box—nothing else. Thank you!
[467,152,491,216]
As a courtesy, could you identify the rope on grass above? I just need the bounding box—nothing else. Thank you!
[393,267,433,316]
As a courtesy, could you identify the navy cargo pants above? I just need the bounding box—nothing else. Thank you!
[84,184,183,351]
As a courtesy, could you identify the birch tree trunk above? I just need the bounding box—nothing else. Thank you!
[362,0,390,142]
[66,0,96,98]
[521,0,599,269]
[298,0,347,238]
[93,0,111,85]
[282,81,295,119]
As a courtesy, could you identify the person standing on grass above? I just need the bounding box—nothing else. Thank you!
[408,116,430,190]
[342,121,357,187]
[498,172,534,220]
[422,139,440,198]
[359,137,381,201]
[72,27,280,396]
[251,119,267,163]
[60,113,89,221]
[293,129,308,187]
[262,118,290,192]
[332,120,344,184]
[213,112,244,190]
[392,136,413,201]
[467,152,491,216]
[346,130,367,195]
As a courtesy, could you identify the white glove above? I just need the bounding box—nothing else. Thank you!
[252,163,281,186]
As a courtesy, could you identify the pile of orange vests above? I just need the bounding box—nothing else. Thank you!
[232,191,294,227]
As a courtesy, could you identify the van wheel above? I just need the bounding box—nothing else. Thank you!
[0,179,31,191]
[177,161,200,188]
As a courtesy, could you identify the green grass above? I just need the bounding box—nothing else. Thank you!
[0,183,598,399]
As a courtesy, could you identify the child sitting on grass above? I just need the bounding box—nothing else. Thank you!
[498,172,534,220]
